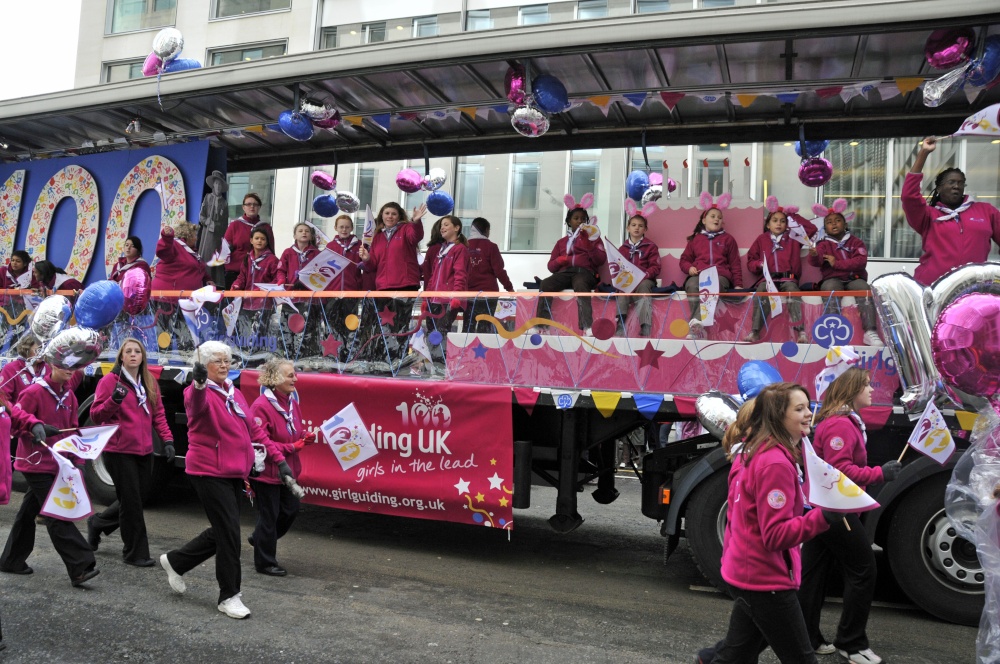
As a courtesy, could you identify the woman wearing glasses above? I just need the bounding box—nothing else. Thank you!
[222,193,275,290]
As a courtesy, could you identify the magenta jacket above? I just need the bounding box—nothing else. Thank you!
[250,391,303,485]
[326,235,364,291]
[12,381,79,475]
[152,237,209,297]
[109,258,151,284]
[30,273,84,292]
[223,217,274,275]
[1,401,39,504]
[276,245,321,289]
[814,413,884,493]
[0,264,29,306]
[546,233,605,275]
[232,250,279,311]
[808,234,869,282]
[901,172,1000,286]
[721,444,829,592]
[365,222,424,290]
[466,238,514,292]
[183,380,279,479]
[680,232,742,287]
[1,361,82,405]
[424,243,469,304]
[90,371,172,456]
[618,236,663,285]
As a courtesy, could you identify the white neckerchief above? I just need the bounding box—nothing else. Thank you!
[831,232,853,251]
[701,229,724,240]
[118,258,148,273]
[249,250,273,270]
[23,361,40,386]
[206,380,246,420]
[566,226,583,255]
[383,225,401,243]
[238,215,258,227]
[334,236,358,252]
[36,377,70,411]
[262,387,297,435]
[847,410,868,446]
[52,273,75,289]
[175,238,201,260]
[934,196,974,222]
[295,244,317,264]
[120,368,149,414]
[436,241,456,264]
[770,232,785,254]
[627,237,645,262]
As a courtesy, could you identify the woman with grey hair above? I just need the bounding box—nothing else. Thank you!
[248,358,315,576]
[159,341,288,619]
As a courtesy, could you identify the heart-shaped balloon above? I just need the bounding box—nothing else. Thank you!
[121,267,152,315]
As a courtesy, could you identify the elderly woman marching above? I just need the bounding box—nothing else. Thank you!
[158,341,292,619]
[248,358,315,576]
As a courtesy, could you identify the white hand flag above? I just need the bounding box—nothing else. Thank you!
[787,219,814,248]
[814,346,860,400]
[494,299,517,319]
[363,205,376,244]
[297,248,353,292]
[761,260,783,318]
[697,266,720,326]
[207,238,232,267]
[801,437,879,513]
[222,297,242,337]
[320,402,379,471]
[906,401,956,465]
[951,103,1000,137]
[601,237,646,294]
[253,283,299,313]
[51,425,118,460]
[40,450,92,521]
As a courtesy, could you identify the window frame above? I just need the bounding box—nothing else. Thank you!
[518,4,551,26]
[102,58,147,84]
[412,15,439,38]
[577,0,608,19]
[207,40,288,67]
[363,21,387,44]
[319,26,338,50]
[210,0,292,21]
[105,0,177,35]
[465,9,493,31]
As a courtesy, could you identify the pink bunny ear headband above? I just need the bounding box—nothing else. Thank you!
[564,192,595,210]
[811,198,855,223]
[764,195,799,216]
[624,198,658,218]
[699,192,732,211]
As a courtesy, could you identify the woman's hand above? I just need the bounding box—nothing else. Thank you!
[358,246,369,261]
[688,267,699,276]
[161,225,175,239]
[920,136,938,154]
[411,203,428,223]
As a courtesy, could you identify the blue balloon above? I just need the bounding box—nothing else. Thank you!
[278,110,314,142]
[968,35,1000,87]
[794,140,830,158]
[162,58,202,74]
[74,281,124,329]
[532,74,569,114]
[426,190,455,216]
[737,360,783,400]
[625,170,650,201]
[312,194,339,218]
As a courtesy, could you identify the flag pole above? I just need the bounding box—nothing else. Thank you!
[897,446,908,463]
[843,517,851,531]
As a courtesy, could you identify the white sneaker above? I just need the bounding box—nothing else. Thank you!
[687,319,704,340]
[863,330,883,346]
[837,648,882,664]
[583,327,593,337]
[815,642,836,655]
[159,554,186,594]
[218,593,251,619]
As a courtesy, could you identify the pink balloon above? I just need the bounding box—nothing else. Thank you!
[665,178,678,193]
[932,293,1000,398]
[314,110,342,129]
[121,268,151,315]
[798,157,833,187]
[311,171,336,191]
[648,173,663,186]
[505,65,526,105]
[141,52,163,77]
[396,168,423,194]
[925,28,976,70]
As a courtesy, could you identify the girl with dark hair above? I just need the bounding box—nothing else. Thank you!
[0,250,31,312]
[615,211,661,338]
[109,236,151,283]
[797,367,901,664]
[679,194,740,339]
[223,192,274,289]
[464,217,514,333]
[902,136,1000,286]
[29,260,83,294]
[423,216,469,361]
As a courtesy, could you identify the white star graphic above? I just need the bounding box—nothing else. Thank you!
[454,478,471,495]
[488,473,504,490]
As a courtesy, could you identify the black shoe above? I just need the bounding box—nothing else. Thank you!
[124,558,156,567]
[0,565,32,575]
[257,565,287,577]
[247,535,255,548]
[591,487,620,505]
[71,568,100,587]
[86,516,101,552]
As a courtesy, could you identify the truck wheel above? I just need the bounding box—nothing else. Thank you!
[83,456,119,506]
[686,470,728,590]
[886,476,985,626]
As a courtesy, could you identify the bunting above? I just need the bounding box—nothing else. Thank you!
[592,391,622,418]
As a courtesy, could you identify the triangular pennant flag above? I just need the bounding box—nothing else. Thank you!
[906,401,956,465]
[552,390,580,410]
[633,393,663,420]
[40,450,93,521]
[839,88,858,103]
[815,86,844,99]
[342,115,363,126]
[801,437,879,513]
[492,104,510,114]
[895,77,924,95]
[964,86,982,104]
[51,425,118,460]
[397,112,420,121]
[457,106,477,119]
[735,94,758,108]
[659,91,685,110]
[622,92,647,108]
[99,362,115,375]
[244,125,266,134]
[776,92,800,104]
[513,387,540,416]
[761,260,783,318]
[321,402,379,471]
[876,82,900,100]
[371,113,391,131]
[592,391,622,419]
[602,238,647,293]
[589,95,613,117]
[410,328,433,363]
[696,93,723,104]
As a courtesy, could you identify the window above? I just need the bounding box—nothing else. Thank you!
[227,171,275,221]
[635,0,670,13]
[511,163,541,210]
[825,139,888,258]
[889,137,960,259]
[355,168,377,237]
[519,5,550,25]
[466,9,492,31]
[577,0,608,19]
[413,16,439,38]
[209,42,287,66]
[103,60,145,83]
[509,217,537,250]
[108,0,176,34]
[320,27,337,49]
[569,150,600,202]
[701,0,735,6]
[213,0,290,19]
[363,22,386,44]
[456,162,484,212]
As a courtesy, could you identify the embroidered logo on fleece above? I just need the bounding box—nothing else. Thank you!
[829,436,845,451]
[767,490,787,509]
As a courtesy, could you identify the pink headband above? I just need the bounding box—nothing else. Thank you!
[812,198,855,223]
[699,191,732,211]
[625,198,657,218]
[564,193,594,210]
[764,195,800,216]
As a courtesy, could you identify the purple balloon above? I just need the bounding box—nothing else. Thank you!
[798,157,833,187]
[925,27,976,70]
[396,168,423,193]
[932,293,1000,398]
[121,268,151,315]
[648,173,663,186]
[314,110,342,129]
[311,171,336,191]
[665,178,678,193]
[505,65,526,105]
[141,52,162,77]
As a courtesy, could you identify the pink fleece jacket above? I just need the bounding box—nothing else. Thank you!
[814,413,883,491]
[546,233,605,275]
[679,232,741,287]
[276,245,320,289]
[250,391,304,485]
[808,234,870,282]
[366,222,424,290]
[90,371,172,456]
[326,235,364,291]
[12,381,79,475]
[466,238,514,292]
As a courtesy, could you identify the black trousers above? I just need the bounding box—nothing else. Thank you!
[798,512,875,653]
[462,297,501,333]
[357,288,418,363]
[90,452,152,563]
[249,480,300,571]
[537,268,597,330]
[0,472,96,580]
[712,586,817,664]
[165,476,244,604]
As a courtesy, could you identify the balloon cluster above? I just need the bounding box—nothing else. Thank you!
[625,170,673,205]
[693,361,782,439]
[506,65,570,138]
[310,169,360,217]
[394,168,454,215]
[871,263,1000,414]
[28,281,128,370]
[794,140,832,188]
[142,28,202,77]
[277,98,342,142]
[923,31,1000,107]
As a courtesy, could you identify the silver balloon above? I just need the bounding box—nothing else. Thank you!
[42,326,104,370]
[695,390,742,440]
[922,64,971,107]
[511,105,550,138]
[421,168,447,192]
[641,185,662,206]
[870,273,938,413]
[927,262,1000,324]
[335,190,361,214]
[152,28,184,62]
[300,98,336,122]
[30,295,72,341]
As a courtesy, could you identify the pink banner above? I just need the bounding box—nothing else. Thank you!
[241,373,514,530]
